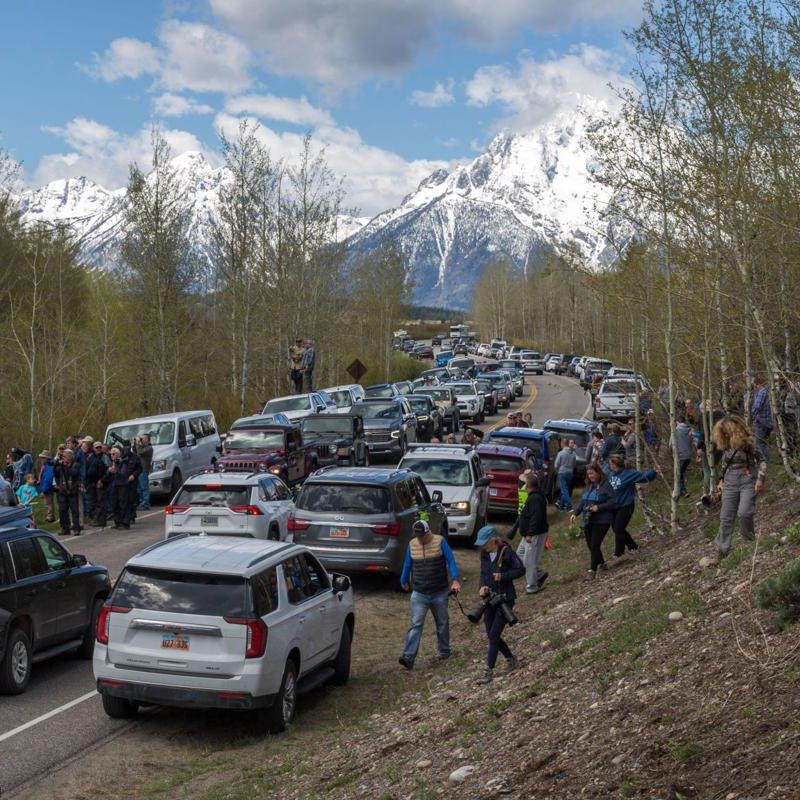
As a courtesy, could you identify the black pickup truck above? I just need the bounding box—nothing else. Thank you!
[216,424,319,486]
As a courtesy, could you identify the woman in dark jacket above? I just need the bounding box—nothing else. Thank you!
[108,446,142,529]
[571,463,616,580]
[474,526,525,684]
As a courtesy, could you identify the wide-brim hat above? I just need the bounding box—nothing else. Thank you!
[38,450,50,459]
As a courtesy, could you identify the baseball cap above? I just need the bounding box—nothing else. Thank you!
[474,525,499,547]
[412,519,430,536]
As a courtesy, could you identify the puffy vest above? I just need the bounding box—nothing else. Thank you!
[409,534,449,593]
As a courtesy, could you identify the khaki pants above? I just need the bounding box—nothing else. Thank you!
[43,491,56,522]
[517,534,547,591]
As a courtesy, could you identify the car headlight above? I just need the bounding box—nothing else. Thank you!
[449,501,471,513]
[419,415,429,422]
[151,459,167,472]
[390,430,401,439]
[328,444,337,454]
[269,466,281,474]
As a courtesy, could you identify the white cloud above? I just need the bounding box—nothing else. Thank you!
[208,0,641,87]
[224,94,334,127]
[465,45,626,130]
[153,93,215,117]
[36,117,206,189]
[411,80,456,108]
[214,112,450,216]
[82,37,161,81]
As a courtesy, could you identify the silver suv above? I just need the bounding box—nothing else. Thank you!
[94,536,355,733]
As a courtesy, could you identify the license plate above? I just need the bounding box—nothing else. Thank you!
[161,633,190,651]
[330,528,350,538]
[489,488,498,496]
[202,516,218,525]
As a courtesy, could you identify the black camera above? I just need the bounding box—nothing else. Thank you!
[467,590,518,626]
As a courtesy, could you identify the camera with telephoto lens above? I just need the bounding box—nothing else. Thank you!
[697,491,721,508]
[467,589,518,626]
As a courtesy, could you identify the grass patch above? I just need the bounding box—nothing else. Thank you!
[757,558,800,629]
[143,753,235,797]
[669,737,703,763]
[783,522,800,545]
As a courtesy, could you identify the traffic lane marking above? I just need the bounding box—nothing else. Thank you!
[0,690,98,743]
[482,380,539,435]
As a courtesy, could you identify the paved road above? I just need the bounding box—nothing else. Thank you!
[0,373,587,799]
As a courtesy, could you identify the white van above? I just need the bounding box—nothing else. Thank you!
[104,411,220,500]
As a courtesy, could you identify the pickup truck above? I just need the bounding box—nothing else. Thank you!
[215,424,319,486]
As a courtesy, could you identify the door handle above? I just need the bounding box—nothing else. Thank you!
[297,616,306,623]
[319,606,326,613]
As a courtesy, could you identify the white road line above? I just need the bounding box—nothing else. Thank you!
[0,690,98,743]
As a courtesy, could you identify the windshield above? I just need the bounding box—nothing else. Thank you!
[107,421,175,446]
[475,382,493,394]
[174,484,251,507]
[602,381,637,395]
[545,429,590,447]
[113,567,247,617]
[421,389,451,402]
[365,386,395,398]
[407,398,432,414]
[224,430,285,451]
[297,483,390,513]
[360,402,400,419]
[479,456,525,473]
[265,396,311,413]
[301,418,352,437]
[450,384,474,394]
[402,459,471,486]
[489,435,543,457]
[327,390,353,408]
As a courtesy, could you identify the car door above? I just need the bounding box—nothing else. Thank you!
[271,478,295,539]
[279,555,329,670]
[286,429,303,484]
[401,400,417,442]
[8,536,66,650]
[33,534,89,639]
[470,456,489,518]
[177,420,192,472]
[412,476,446,537]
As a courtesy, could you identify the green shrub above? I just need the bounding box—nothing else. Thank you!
[783,522,800,545]
[757,559,800,629]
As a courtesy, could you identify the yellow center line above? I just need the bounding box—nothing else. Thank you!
[483,380,539,434]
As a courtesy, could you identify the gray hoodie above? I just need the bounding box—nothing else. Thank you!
[673,422,695,461]
[554,447,578,475]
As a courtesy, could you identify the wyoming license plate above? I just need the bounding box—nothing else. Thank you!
[161,633,190,651]
[330,528,350,538]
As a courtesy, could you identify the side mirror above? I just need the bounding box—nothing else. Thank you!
[477,477,492,488]
[185,434,197,448]
[216,445,223,454]
[332,574,351,593]
[431,490,443,503]
[71,554,88,567]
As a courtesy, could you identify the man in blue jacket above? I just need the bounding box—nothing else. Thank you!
[607,454,660,558]
[398,520,461,669]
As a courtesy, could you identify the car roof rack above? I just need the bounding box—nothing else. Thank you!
[405,443,473,453]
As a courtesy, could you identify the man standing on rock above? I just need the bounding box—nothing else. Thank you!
[398,519,461,669]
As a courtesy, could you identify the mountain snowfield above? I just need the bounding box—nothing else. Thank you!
[15,104,624,308]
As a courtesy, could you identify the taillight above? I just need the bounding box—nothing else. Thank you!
[287,516,310,531]
[165,505,188,515]
[225,617,268,658]
[230,505,263,515]
[371,521,401,536]
[594,397,600,407]
[96,604,131,644]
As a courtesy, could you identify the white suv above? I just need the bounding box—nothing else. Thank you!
[448,380,485,423]
[399,444,490,542]
[94,537,355,732]
[165,472,295,541]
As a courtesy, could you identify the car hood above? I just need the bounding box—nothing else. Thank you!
[218,451,278,462]
[426,484,473,504]
[363,418,400,430]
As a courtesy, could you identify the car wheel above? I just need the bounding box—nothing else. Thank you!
[170,470,182,500]
[261,659,298,733]
[0,628,31,694]
[329,625,352,686]
[361,448,370,467]
[268,525,280,541]
[77,598,103,659]
[101,693,139,719]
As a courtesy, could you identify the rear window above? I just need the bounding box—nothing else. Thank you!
[296,483,391,514]
[174,485,251,507]
[489,435,543,457]
[602,381,636,395]
[365,386,395,398]
[545,428,590,446]
[266,396,311,413]
[113,567,248,616]
[479,456,525,472]
[327,390,353,408]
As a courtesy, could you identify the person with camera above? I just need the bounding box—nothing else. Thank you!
[53,449,82,536]
[710,415,767,562]
[398,519,462,669]
[607,454,659,560]
[474,526,525,684]
[107,445,142,530]
[571,463,616,581]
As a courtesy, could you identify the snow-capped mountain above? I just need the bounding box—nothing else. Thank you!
[15,103,623,308]
[346,104,624,308]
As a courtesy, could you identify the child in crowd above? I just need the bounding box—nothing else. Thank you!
[16,473,39,519]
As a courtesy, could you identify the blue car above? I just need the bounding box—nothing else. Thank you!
[436,350,454,368]
[485,427,562,501]
[542,418,601,482]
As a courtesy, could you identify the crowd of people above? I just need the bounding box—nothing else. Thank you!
[0,434,154,535]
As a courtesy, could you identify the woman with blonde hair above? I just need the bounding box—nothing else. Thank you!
[711,415,766,560]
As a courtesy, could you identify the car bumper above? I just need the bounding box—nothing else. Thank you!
[365,440,401,455]
[445,512,478,538]
[306,544,403,576]
[97,678,275,710]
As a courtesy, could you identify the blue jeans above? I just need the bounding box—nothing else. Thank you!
[137,471,150,508]
[484,602,514,668]
[402,588,451,661]
[754,422,772,464]
[558,471,573,510]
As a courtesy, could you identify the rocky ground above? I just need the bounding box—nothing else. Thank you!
[21,476,800,800]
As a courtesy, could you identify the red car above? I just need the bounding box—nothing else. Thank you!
[476,444,534,514]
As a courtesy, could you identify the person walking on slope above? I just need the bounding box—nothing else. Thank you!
[398,520,461,669]
[474,526,525,684]
[607,454,659,560]
[554,438,577,511]
[671,413,696,497]
[571,464,616,581]
[710,415,766,562]
[515,473,549,594]
[750,376,773,463]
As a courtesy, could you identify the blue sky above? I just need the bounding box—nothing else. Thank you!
[0,1,642,215]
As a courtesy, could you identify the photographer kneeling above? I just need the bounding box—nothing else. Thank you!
[473,526,525,684]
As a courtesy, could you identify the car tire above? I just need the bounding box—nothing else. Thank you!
[361,448,370,467]
[268,525,280,541]
[101,693,139,719]
[0,628,32,695]
[170,470,182,500]
[77,598,103,659]
[261,659,298,733]
[329,625,352,686]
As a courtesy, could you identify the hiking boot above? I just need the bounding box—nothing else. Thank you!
[506,656,519,673]
[526,587,540,595]
[583,570,596,582]
[398,656,414,670]
[437,652,450,661]
[476,668,493,685]
[539,571,549,587]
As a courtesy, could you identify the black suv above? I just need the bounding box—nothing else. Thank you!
[289,467,447,576]
[360,397,418,458]
[405,394,446,441]
[0,509,111,694]
[300,413,368,467]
